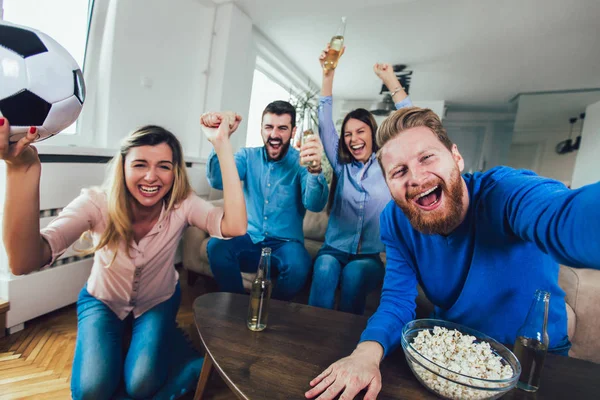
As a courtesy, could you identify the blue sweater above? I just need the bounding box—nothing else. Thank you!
[360,167,600,356]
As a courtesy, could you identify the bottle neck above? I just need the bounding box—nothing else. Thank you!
[336,17,346,36]
[256,252,271,281]
[520,291,550,343]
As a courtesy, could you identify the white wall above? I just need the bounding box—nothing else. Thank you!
[572,100,600,188]
[79,0,256,160]
[80,0,216,158]
[200,3,255,158]
[443,111,515,173]
[511,129,578,185]
[508,142,542,171]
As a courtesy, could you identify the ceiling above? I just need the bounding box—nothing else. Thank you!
[226,0,600,108]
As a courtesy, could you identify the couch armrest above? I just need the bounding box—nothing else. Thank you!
[559,266,600,363]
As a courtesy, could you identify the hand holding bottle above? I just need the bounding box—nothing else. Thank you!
[299,134,323,172]
[320,43,345,76]
[322,16,347,72]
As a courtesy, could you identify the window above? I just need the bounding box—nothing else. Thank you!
[2,0,92,135]
[246,69,291,147]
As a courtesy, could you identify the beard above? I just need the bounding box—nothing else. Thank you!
[265,137,291,161]
[393,166,465,235]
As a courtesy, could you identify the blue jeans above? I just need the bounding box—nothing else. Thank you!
[71,283,203,400]
[207,234,312,301]
[308,245,385,315]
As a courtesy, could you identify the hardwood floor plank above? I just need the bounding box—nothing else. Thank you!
[0,365,46,380]
[39,337,66,370]
[27,332,58,364]
[26,388,72,400]
[13,325,42,355]
[0,374,64,393]
[0,359,32,372]
[0,331,23,352]
[23,330,51,361]
[0,354,21,362]
[0,369,55,385]
[0,379,70,399]
[53,340,73,378]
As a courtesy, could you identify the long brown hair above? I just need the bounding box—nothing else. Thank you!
[327,109,379,213]
[82,125,192,262]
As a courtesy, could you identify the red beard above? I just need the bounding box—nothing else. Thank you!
[395,166,465,235]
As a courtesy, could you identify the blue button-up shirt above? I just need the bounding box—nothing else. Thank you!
[318,95,413,254]
[207,146,329,244]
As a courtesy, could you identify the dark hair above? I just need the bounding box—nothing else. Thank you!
[262,100,296,128]
[337,108,379,164]
[327,109,379,213]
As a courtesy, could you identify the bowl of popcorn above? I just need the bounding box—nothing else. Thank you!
[401,319,521,400]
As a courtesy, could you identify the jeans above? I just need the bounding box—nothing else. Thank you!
[71,282,203,400]
[308,245,384,315]
[549,335,572,357]
[207,234,312,301]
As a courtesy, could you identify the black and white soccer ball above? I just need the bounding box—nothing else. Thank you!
[0,21,86,143]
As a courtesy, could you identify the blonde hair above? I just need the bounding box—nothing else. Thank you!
[376,107,453,170]
[82,125,191,262]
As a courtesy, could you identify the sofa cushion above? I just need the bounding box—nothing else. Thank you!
[305,238,323,260]
[562,267,600,363]
[303,210,329,242]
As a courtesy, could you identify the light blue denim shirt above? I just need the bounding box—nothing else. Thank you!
[318,95,413,254]
[206,146,329,244]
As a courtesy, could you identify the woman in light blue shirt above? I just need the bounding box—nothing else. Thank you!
[308,46,412,314]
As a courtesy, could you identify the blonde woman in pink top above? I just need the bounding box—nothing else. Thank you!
[0,112,247,400]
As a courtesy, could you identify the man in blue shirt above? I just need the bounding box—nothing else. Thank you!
[305,107,600,400]
[205,101,329,300]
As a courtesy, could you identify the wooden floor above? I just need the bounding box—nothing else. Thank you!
[0,269,237,400]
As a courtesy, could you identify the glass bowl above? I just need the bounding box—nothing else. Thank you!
[401,319,521,400]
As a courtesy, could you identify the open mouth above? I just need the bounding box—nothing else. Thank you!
[350,143,365,153]
[268,138,282,150]
[139,185,161,197]
[412,185,443,210]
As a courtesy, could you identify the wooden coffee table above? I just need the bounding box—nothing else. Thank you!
[193,292,600,399]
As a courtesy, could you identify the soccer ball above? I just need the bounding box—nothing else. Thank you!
[0,21,85,143]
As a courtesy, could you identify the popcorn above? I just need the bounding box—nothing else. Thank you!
[407,326,514,400]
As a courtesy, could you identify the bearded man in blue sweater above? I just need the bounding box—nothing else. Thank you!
[305,107,600,400]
